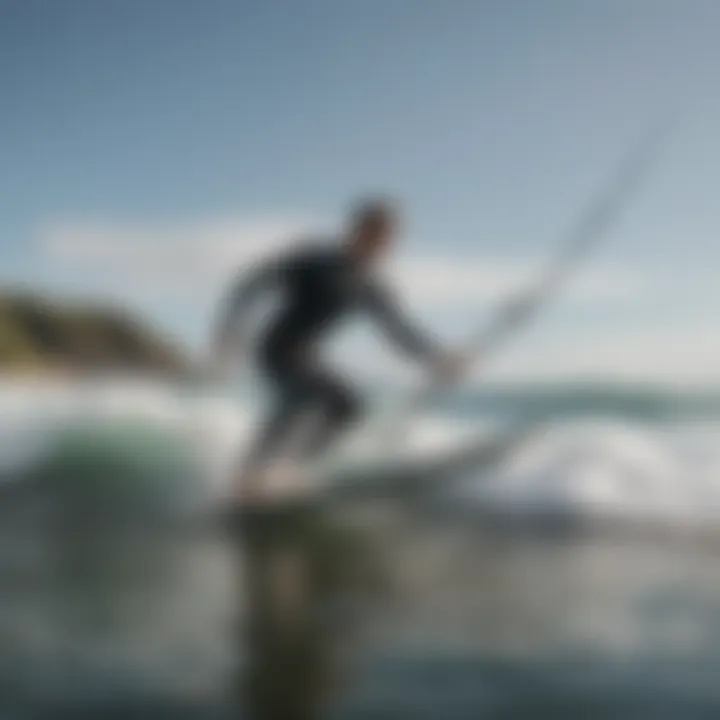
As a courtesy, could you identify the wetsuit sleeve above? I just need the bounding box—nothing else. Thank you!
[214,253,290,347]
[363,282,440,362]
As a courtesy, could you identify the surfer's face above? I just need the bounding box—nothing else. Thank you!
[351,213,397,266]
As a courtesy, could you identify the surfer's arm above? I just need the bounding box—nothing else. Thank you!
[212,255,288,355]
[363,283,440,363]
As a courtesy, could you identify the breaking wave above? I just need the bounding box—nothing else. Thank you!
[2,376,720,527]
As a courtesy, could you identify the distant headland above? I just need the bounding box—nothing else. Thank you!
[0,291,190,377]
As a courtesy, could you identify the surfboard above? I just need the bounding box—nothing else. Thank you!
[224,420,538,515]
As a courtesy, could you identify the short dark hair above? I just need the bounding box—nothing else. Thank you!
[350,196,398,229]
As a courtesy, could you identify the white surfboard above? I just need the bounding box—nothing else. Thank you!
[231,421,538,511]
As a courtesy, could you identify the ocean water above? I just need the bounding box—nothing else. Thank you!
[3,376,720,528]
[2,376,720,718]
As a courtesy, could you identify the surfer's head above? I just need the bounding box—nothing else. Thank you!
[347,196,399,265]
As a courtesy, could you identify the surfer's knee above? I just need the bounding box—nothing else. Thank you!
[328,387,362,426]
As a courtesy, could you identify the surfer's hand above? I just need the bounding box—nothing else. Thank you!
[431,351,468,382]
[205,353,235,385]
[206,335,248,384]
[499,291,538,328]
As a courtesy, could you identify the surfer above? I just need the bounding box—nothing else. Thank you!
[210,197,465,503]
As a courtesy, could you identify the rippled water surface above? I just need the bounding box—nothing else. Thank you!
[2,496,720,719]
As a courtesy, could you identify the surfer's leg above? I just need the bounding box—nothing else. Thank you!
[234,361,361,501]
[298,370,362,458]
[246,398,301,469]
[235,384,306,502]
[245,369,358,463]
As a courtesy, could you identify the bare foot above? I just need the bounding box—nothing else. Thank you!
[228,459,312,511]
[232,467,267,507]
[266,460,312,499]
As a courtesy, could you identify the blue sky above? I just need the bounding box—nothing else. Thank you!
[2,0,720,383]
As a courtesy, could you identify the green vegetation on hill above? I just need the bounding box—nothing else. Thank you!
[0,292,189,374]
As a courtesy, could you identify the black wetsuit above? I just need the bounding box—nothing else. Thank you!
[222,241,438,466]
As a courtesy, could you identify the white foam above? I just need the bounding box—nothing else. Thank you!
[3,377,720,527]
[459,421,720,525]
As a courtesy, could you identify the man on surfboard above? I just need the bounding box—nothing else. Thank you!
[211,197,465,503]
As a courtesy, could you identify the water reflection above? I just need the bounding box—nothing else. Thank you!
[3,481,720,717]
[0,481,385,718]
[232,505,383,719]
